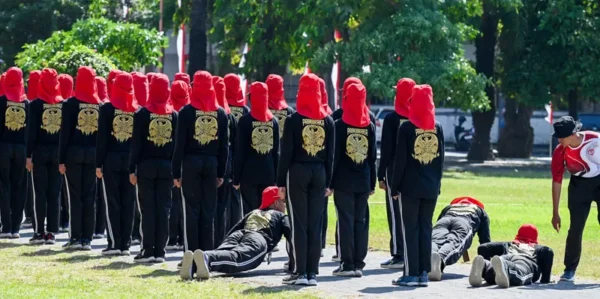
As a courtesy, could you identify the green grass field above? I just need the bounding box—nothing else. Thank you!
[0,170,598,298]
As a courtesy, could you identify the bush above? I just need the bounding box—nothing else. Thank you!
[48,45,116,78]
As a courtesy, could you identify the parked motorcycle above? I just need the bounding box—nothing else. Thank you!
[454,116,474,152]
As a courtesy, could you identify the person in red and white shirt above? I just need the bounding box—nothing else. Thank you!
[550,116,600,282]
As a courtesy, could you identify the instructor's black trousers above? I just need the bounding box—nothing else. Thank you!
[205,230,269,273]
[432,216,473,267]
[31,145,61,234]
[0,143,27,234]
[101,152,135,251]
[182,155,218,252]
[95,179,106,235]
[399,194,436,277]
[334,189,369,270]
[137,159,172,258]
[168,186,183,247]
[385,170,403,258]
[287,162,326,275]
[228,186,243,230]
[64,146,97,240]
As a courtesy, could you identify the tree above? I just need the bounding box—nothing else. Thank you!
[88,0,177,30]
[188,0,209,74]
[48,45,117,78]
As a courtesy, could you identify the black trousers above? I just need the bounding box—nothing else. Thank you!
[482,254,539,286]
[322,196,329,249]
[182,155,218,252]
[31,145,62,234]
[95,179,106,235]
[564,175,600,272]
[287,162,326,275]
[399,195,437,276]
[137,159,172,257]
[432,216,473,267]
[64,146,97,240]
[101,152,135,251]
[0,143,27,234]
[334,189,369,270]
[25,174,34,219]
[385,170,403,257]
[205,230,269,274]
[169,187,184,246]
[228,186,243,230]
[240,183,269,216]
[215,179,232,247]
[132,201,141,240]
[60,181,69,227]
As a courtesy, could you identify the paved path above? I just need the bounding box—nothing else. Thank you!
[10,225,600,299]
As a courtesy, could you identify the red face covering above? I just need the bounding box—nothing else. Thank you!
[107,70,121,97]
[250,82,273,122]
[191,71,219,111]
[38,68,63,104]
[147,74,173,115]
[27,70,41,100]
[224,73,245,106]
[266,74,287,110]
[342,83,370,127]
[2,67,26,102]
[318,78,332,115]
[514,224,538,244]
[395,78,416,117]
[74,66,101,104]
[175,73,191,86]
[212,76,230,114]
[132,72,148,106]
[95,77,108,102]
[296,74,327,120]
[341,77,362,108]
[58,74,74,100]
[147,72,158,84]
[409,84,435,130]
[110,73,138,113]
[450,196,484,209]
[170,81,190,111]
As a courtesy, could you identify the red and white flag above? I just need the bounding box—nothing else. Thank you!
[239,43,249,101]
[176,0,186,73]
[544,102,553,124]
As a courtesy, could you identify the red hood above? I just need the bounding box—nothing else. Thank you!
[212,76,230,114]
[450,196,484,209]
[409,84,435,130]
[341,77,362,108]
[514,224,539,245]
[266,74,287,110]
[250,82,273,122]
[395,78,416,117]
[27,70,41,100]
[110,73,138,113]
[296,74,327,120]
[147,74,173,115]
[319,78,332,115]
[3,67,26,102]
[107,69,121,97]
[38,68,63,104]
[147,72,158,84]
[342,83,370,128]
[259,186,280,210]
[174,72,191,86]
[95,77,108,102]
[132,72,148,106]
[170,81,190,111]
[58,74,74,100]
[74,66,101,104]
[191,71,219,111]
[224,73,245,106]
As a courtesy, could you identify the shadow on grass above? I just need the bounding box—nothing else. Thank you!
[269,256,289,263]
[165,255,182,262]
[361,268,403,277]
[520,281,600,291]
[441,273,468,280]
[229,268,284,278]
[55,254,109,263]
[0,242,27,249]
[92,261,142,271]
[21,248,64,257]
[136,269,178,278]
[241,285,308,295]
[359,286,418,294]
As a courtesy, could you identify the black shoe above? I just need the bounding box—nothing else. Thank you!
[101,248,121,256]
[44,233,56,245]
[380,256,404,269]
[93,234,104,240]
[282,274,308,285]
[63,238,82,250]
[134,252,156,263]
[23,218,33,225]
[155,256,165,263]
[165,242,179,251]
[81,239,92,251]
[131,238,141,246]
[29,233,46,245]
[332,266,355,277]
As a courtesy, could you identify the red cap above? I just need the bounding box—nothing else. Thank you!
[27,70,41,100]
[110,73,138,113]
[514,224,538,244]
[170,80,190,111]
[259,186,280,210]
[58,74,74,100]
[174,73,191,86]
[395,78,416,117]
[342,83,370,128]
[74,66,101,104]
[132,72,148,106]
[319,78,332,115]
[341,77,362,108]
[266,74,287,110]
[146,74,173,115]
[3,67,26,102]
[296,73,327,120]
[450,196,484,209]
[224,73,245,106]
[95,77,108,102]
[409,84,435,130]
[212,76,230,114]
[191,71,218,112]
[38,68,63,105]
[250,82,273,122]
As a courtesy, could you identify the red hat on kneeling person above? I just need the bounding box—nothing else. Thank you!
[450,196,484,209]
[514,224,538,245]
[260,186,281,210]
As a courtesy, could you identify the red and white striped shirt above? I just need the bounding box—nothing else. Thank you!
[551,132,600,183]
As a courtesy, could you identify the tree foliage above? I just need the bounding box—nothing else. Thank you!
[89,0,177,30]
[48,45,116,78]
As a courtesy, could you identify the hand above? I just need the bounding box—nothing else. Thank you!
[173,179,181,188]
[129,173,137,186]
[96,168,103,179]
[370,190,375,196]
[278,187,286,199]
[393,194,399,200]
[216,178,224,187]
[26,158,33,172]
[325,188,332,197]
[233,184,240,190]
[378,180,386,190]
[59,164,66,175]
[552,213,561,233]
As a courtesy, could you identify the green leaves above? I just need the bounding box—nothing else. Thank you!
[48,45,117,78]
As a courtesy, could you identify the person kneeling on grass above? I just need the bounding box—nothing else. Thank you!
[428,196,490,281]
[468,224,554,288]
[180,186,291,280]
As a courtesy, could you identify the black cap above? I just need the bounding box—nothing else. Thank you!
[552,116,581,138]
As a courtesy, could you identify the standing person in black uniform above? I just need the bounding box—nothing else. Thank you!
[94,74,113,240]
[58,74,74,232]
[224,73,248,229]
[469,224,554,288]
[378,78,415,269]
[318,78,332,256]
[429,196,490,281]
[26,68,64,245]
[277,73,334,286]
[130,74,177,263]
[0,67,29,239]
[233,82,279,215]
[96,72,138,256]
[331,83,376,277]
[24,70,41,226]
[391,84,444,287]
[266,74,294,138]
[58,66,102,250]
[130,72,148,246]
[173,71,229,253]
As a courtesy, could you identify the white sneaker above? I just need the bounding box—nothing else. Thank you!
[155,257,165,263]
[491,256,509,288]
[165,244,179,251]
[180,251,194,280]
[193,249,210,280]
[0,233,12,238]
[469,255,485,287]
[428,252,442,281]
[120,250,131,256]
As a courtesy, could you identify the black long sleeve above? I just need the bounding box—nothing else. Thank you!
[377,113,408,181]
[129,108,144,174]
[368,123,377,191]
[331,121,376,193]
[233,115,279,185]
[58,98,100,164]
[0,96,5,139]
[535,246,554,283]
[0,98,29,145]
[324,117,335,188]
[390,124,408,196]
[217,111,229,178]
[129,109,177,175]
[171,106,189,179]
[276,116,294,187]
[95,104,112,168]
[233,117,249,185]
[227,113,237,178]
[58,99,76,164]
[477,209,491,244]
[26,100,42,158]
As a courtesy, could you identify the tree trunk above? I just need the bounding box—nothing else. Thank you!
[467,0,498,161]
[568,89,578,120]
[497,98,534,158]
[188,0,207,76]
